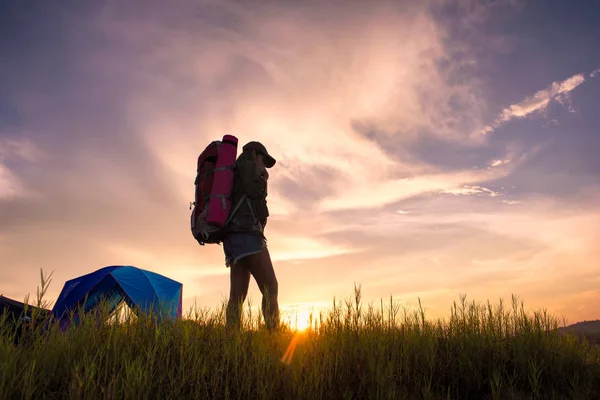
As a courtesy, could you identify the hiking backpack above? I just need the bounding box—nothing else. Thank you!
[190,134,246,246]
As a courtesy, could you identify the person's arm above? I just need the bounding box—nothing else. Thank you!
[237,160,266,199]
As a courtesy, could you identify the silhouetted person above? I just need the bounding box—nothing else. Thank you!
[224,141,279,331]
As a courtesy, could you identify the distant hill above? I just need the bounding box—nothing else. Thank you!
[564,320,600,333]
[558,320,600,345]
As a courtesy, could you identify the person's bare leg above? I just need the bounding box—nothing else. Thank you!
[226,263,251,330]
[245,247,279,330]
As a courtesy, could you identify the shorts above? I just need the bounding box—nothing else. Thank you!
[223,233,266,268]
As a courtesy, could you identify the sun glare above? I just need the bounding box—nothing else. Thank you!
[281,310,312,364]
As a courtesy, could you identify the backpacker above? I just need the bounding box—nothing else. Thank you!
[190,134,246,246]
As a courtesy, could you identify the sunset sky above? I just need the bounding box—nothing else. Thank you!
[1,0,599,325]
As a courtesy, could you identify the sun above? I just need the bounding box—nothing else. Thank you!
[294,310,311,331]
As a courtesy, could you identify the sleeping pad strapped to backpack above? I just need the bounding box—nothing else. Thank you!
[190,134,246,246]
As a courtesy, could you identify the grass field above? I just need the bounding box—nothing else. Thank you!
[1,284,599,400]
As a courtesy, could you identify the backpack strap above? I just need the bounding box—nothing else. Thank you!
[244,197,265,233]
[213,165,235,173]
[223,161,244,225]
[225,193,247,226]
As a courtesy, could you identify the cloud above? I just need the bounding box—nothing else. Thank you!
[502,199,523,205]
[0,164,21,198]
[0,138,41,162]
[591,68,600,78]
[268,235,362,263]
[441,185,500,197]
[318,167,510,211]
[0,137,43,198]
[68,0,520,215]
[489,159,511,168]
[323,190,600,302]
[478,72,588,136]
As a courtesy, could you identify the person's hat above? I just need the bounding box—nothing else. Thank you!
[242,141,276,168]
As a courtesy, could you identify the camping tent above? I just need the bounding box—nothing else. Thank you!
[0,295,50,323]
[1,295,51,344]
[51,265,182,328]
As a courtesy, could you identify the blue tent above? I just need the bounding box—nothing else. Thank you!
[51,265,182,328]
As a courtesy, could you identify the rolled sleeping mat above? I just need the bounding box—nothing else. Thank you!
[206,134,238,226]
